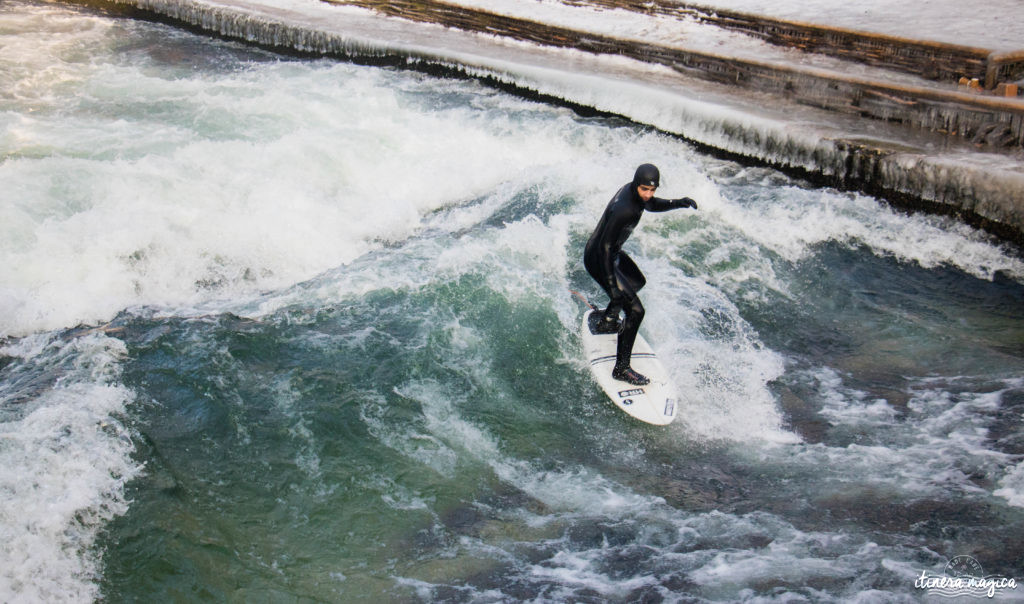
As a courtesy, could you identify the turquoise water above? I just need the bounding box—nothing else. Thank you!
[2,1,1024,601]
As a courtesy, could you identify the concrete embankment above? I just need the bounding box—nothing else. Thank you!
[77,0,1024,245]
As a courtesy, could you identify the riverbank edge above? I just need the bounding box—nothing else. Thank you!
[71,0,1024,247]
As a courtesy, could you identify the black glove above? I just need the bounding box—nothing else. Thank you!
[675,197,697,210]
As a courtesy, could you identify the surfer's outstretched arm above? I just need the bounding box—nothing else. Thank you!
[644,196,698,212]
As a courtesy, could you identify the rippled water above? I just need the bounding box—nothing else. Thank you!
[2,1,1023,601]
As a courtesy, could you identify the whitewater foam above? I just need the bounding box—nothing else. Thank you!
[767,369,1024,506]
[995,459,1024,508]
[0,334,139,603]
[0,35,592,336]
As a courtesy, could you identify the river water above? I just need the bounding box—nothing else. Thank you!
[2,1,1024,601]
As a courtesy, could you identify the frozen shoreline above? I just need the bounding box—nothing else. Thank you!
[683,0,1024,52]
[77,0,1024,243]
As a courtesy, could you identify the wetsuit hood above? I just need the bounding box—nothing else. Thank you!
[633,163,660,189]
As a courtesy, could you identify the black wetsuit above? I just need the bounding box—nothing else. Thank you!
[584,169,696,382]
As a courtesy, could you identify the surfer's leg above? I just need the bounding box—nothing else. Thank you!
[613,256,648,371]
[584,253,623,334]
[612,290,649,386]
[615,296,644,363]
[617,253,646,293]
[600,254,645,336]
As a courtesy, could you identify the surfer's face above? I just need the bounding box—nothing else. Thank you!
[637,184,657,202]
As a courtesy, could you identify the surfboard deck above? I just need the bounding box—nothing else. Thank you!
[580,309,678,425]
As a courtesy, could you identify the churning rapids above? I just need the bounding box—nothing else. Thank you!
[2,1,1024,601]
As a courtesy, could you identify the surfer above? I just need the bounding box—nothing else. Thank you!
[584,163,698,386]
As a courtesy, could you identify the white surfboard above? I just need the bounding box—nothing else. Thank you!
[580,309,678,425]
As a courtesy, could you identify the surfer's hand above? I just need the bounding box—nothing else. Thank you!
[675,197,697,210]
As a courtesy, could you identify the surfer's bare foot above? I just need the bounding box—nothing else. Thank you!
[613,366,649,386]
